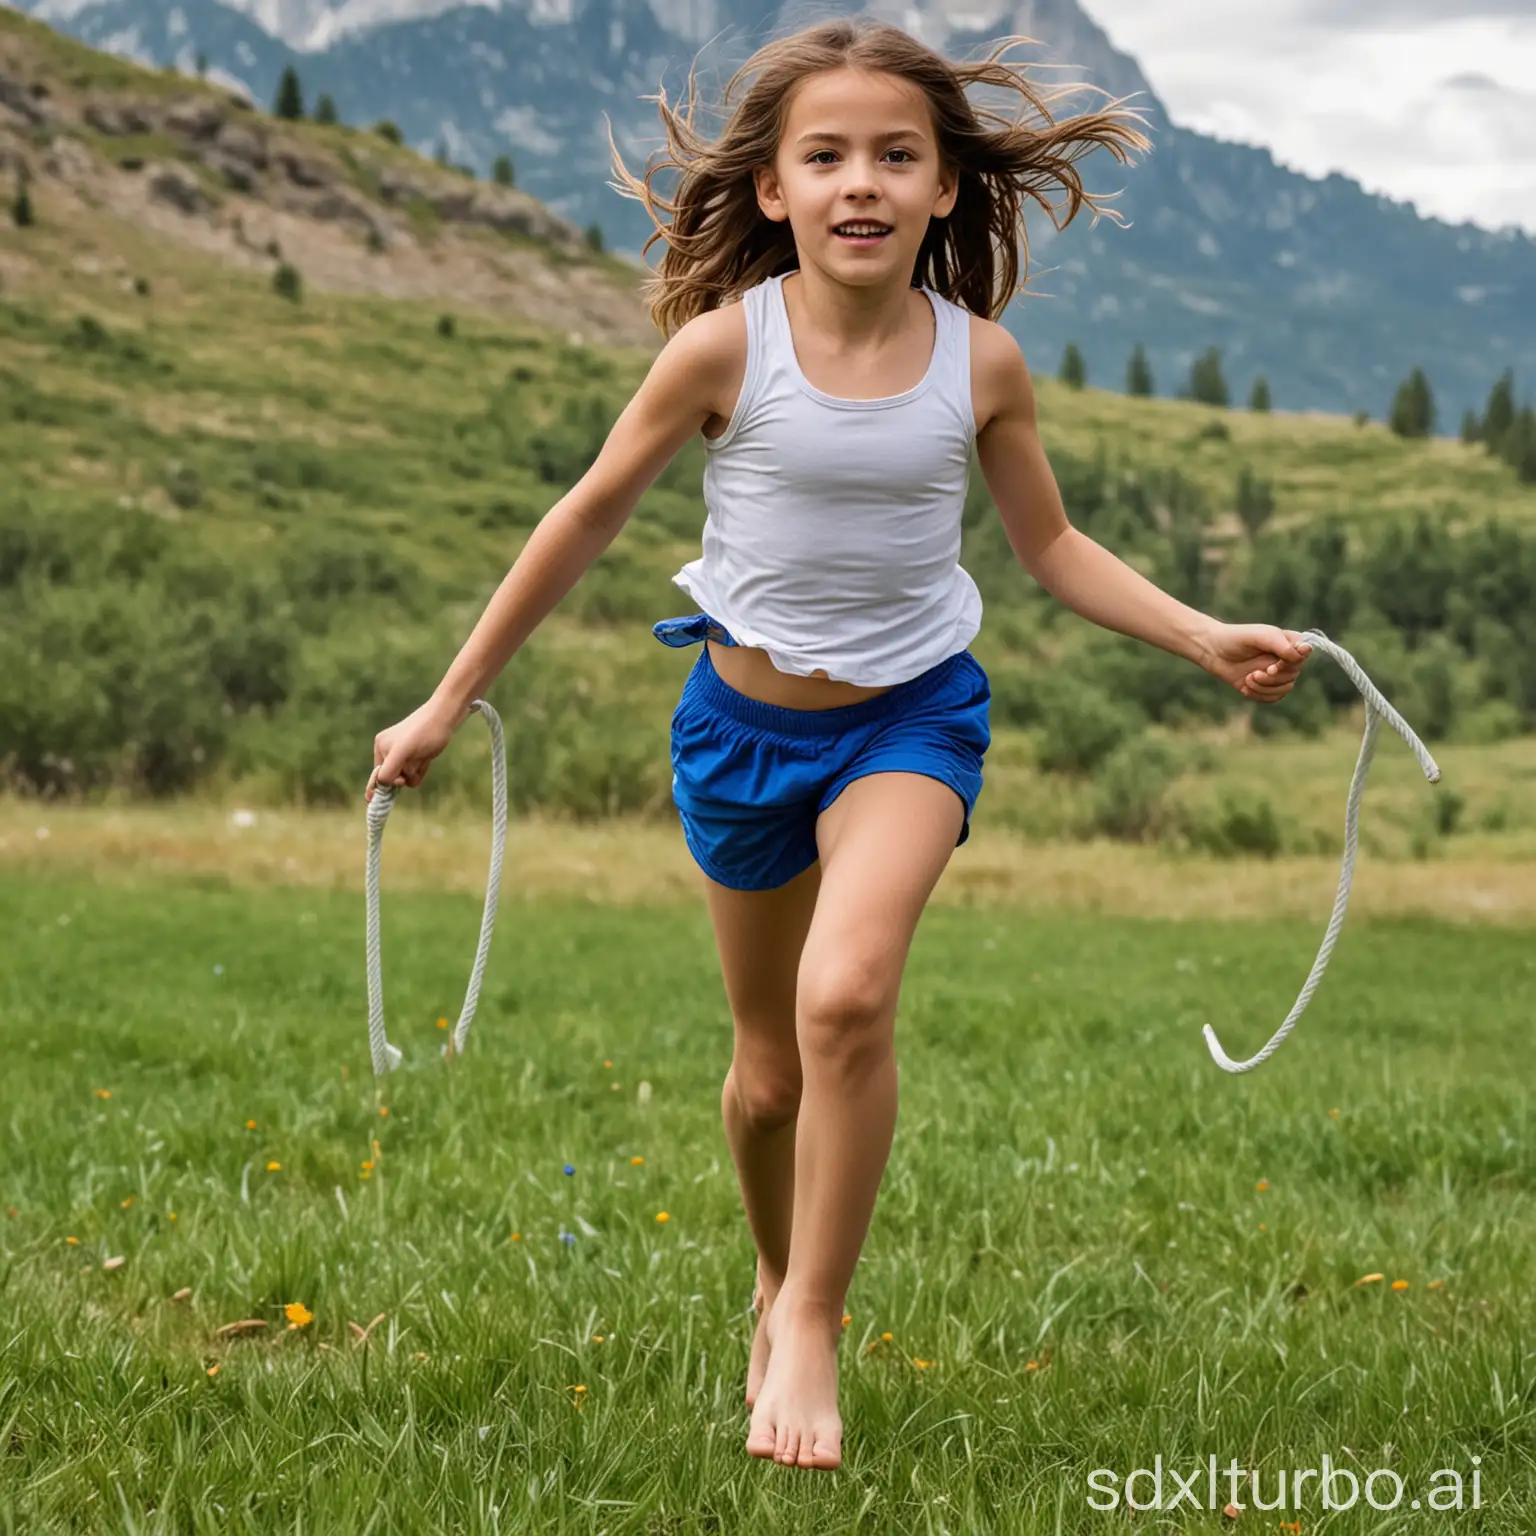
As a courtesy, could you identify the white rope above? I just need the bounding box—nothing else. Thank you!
[365,699,508,1078]
[1202,629,1441,1074]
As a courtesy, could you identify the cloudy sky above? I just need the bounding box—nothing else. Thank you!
[1084,0,1536,236]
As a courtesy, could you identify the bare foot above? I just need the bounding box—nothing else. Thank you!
[746,1264,779,1408]
[745,1295,843,1470]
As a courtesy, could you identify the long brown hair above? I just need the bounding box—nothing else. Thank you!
[607,17,1151,335]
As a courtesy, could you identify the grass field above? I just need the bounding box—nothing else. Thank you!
[3,861,1533,1531]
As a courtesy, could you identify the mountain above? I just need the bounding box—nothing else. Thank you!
[7,0,1534,424]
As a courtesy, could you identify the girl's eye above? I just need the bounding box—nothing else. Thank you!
[885,148,914,163]
[806,148,916,165]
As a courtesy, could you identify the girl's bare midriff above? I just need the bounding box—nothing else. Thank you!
[706,639,895,710]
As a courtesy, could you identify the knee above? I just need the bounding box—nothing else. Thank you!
[798,960,893,1068]
[726,1060,802,1132]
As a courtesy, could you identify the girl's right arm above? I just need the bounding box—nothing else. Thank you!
[369,308,743,799]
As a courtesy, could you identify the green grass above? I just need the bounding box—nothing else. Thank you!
[3,873,1533,1530]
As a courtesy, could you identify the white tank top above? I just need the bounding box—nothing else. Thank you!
[668,271,984,687]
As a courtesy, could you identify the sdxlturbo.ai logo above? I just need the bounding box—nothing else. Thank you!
[1087,1455,1484,1513]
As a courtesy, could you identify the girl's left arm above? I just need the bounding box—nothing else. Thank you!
[972,323,1310,703]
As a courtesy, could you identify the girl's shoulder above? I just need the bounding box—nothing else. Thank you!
[961,313,1033,438]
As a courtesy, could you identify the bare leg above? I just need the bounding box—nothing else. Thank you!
[703,860,821,1406]
[745,772,965,1470]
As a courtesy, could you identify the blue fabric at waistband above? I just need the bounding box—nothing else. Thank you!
[689,641,971,738]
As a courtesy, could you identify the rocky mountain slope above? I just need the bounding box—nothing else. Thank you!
[11,0,1533,426]
[0,7,653,344]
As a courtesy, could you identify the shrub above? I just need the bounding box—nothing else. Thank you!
[437,313,456,339]
[492,155,515,187]
[1059,342,1086,390]
[1033,674,1145,775]
[1126,342,1153,397]
[11,182,32,228]
[273,262,303,303]
[1249,376,1272,412]
[583,222,605,254]
[373,119,402,145]
[1091,735,1180,842]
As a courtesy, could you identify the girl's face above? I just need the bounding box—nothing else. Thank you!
[755,67,957,287]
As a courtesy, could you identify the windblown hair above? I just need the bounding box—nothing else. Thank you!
[607,17,1151,335]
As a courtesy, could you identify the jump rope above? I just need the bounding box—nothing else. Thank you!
[362,631,1440,1080]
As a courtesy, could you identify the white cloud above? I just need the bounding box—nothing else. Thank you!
[1083,0,1536,234]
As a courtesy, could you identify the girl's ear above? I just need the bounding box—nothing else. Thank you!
[933,161,959,220]
[754,162,790,223]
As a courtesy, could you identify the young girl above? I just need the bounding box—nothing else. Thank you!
[368,19,1312,1472]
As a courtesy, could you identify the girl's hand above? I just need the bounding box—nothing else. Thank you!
[1201,623,1312,703]
[367,697,470,802]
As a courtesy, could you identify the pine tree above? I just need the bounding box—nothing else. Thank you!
[1249,376,1272,413]
[1236,466,1275,540]
[1188,348,1230,408]
[1482,368,1515,451]
[584,222,605,254]
[195,49,208,78]
[492,155,515,188]
[1126,342,1153,397]
[314,92,338,126]
[273,65,304,121]
[1389,368,1435,439]
[1460,408,1481,445]
[1059,342,1087,390]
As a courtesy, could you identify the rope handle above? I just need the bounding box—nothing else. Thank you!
[1202,629,1441,1074]
[365,699,509,1078]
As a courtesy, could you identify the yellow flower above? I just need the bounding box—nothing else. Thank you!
[1328,1108,1340,1119]
[1255,1179,1269,1192]
[880,1332,893,1342]
[66,1236,80,1246]
[361,1160,374,1171]
[1391,1279,1409,1291]
[359,1171,371,1181]
[285,1302,313,1329]
[206,1364,220,1377]
[630,1156,644,1166]
[378,1106,389,1118]
[1025,1360,1040,1372]
[1258,1223,1268,1232]
[655,1211,669,1224]
[94,1089,112,1100]
[120,1196,135,1209]
[1428,1279,1445,1291]
[436,1016,448,1030]
[841,1314,852,1330]
[509,1232,521,1242]
[266,1161,281,1172]
[912,1358,933,1369]
[245,1120,257,1130]
[592,1335,604,1343]
[167,1212,177,1222]
[1355,1273,1384,1286]
[603,1060,613,1069]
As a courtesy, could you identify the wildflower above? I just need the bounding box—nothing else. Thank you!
[563,1164,575,1176]
[1391,1279,1409,1291]
[841,1314,852,1330]
[604,1060,613,1069]
[1355,1273,1384,1286]
[359,1171,371,1181]
[266,1162,281,1172]
[560,1231,575,1245]
[66,1236,80,1246]
[509,1232,521,1242]
[103,1256,125,1272]
[437,1016,448,1030]
[1328,1108,1340,1119]
[1428,1279,1445,1291]
[120,1196,135,1209]
[167,1212,177,1222]
[630,1156,644,1166]
[245,1120,257,1130]
[378,1106,389,1118]
[94,1089,112,1100]
[593,1335,604,1343]
[655,1211,669,1224]
[361,1160,374,1171]
[880,1331,892,1342]
[912,1358,933,1369]
[1025,1360,1039,1372]
[611,1083,621,1091]
[285,1302,313,1329]
[207,1364,220,1377]
[570,1384,587,1396]
[1258,1223,1268,1232]
[1255,1179,1269,1192]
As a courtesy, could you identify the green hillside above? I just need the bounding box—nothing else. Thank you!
[3,8,1536,860]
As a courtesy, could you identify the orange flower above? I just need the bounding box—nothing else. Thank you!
[245,1120,257,1130]
[66,1236,80,1246]
[120,1196,135,1209]
[841,1314,852,1330]
[94,1089,112,1100]
[912,1358,933,1369]
[361,1160,374,1171]
[1025,1360,1039,1371]
[206,1364,220,1377]
[509,1232,521,1242]
[603,1060,613,1069]
[436,1016,448,1030]
[285,1302,313,1329]
[655,1211,669,1224]
[1391,1279,1409,1291]
[630,1156,644,1166]
[266,1162,281,1172]
[880,1332,892,1342]
[1427,1279,1445,1291]
[378,1106,389,1118]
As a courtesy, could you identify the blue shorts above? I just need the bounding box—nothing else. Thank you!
[653,613,991,892]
